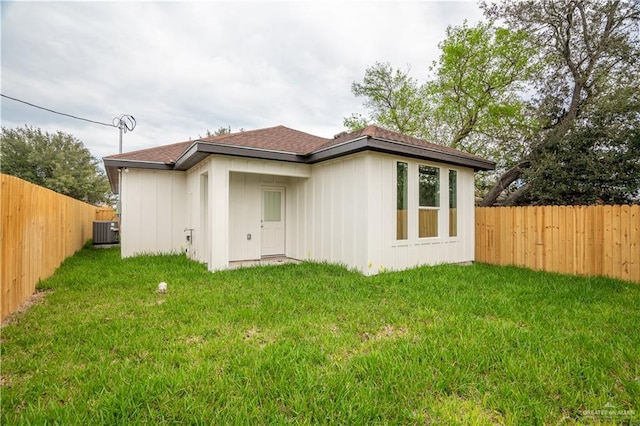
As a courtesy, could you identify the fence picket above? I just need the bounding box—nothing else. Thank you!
[630,205,640,282]
[619,205,629,281]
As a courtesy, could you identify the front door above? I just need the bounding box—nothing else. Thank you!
[261,187,285,256]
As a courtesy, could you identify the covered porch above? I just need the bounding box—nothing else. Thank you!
[189,155,311,272]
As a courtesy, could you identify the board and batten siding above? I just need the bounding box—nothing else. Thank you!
[228,172,262,262]
[184,158,211,266]
[120,169,187,257]
[289,153,369,270]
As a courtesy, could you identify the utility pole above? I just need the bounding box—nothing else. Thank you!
[113,114,136,218]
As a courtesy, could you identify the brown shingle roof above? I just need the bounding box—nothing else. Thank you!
[103,125,489,164]
[103,124,495,194]
[197,125,329,155]
[103,126,331,164]
[104,140,193,164]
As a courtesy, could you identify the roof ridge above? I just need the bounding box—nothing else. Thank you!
[198,125,286,142]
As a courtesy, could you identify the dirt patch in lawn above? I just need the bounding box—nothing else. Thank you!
[0,375,11,388]
[360,324,409,341]
[330,324,411,364]
[243,326,276,349]
[1,290,53,327]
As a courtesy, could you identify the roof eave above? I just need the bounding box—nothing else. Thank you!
[103,158,174,194]
[308,136,496,171]
[173,141,306,170]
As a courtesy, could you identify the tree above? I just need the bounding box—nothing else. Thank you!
[0,126,112,205]
[201,126,231,138]
[343,62,427,136]
[517,85,640,205]
[346,0,640,205]
[424,21,538,157]
[199,126,245,138]
[345,22,538,172]
[479,0,640,205]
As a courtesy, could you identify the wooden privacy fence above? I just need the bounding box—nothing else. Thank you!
[95,207,119,221]
[476,205,640,283]
[0,174,116,322]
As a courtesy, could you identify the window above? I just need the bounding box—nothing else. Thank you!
[449,170,457,237]
[396,162,408,240]
[263,190,281,222]
[418,165,439,238]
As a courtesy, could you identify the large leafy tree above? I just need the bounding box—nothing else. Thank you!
[518,86,640,205]
[345,22,539,190]
[346,0,640,205]
[424,21,537,156]
[0,126,112,205]
[479,0,640,206]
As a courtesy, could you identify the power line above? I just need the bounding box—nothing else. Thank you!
[1,93,117,128]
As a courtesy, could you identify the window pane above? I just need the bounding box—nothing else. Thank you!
[396,162,408,240]
[263,191,281,222]
[419,166,439,207]
[449,170,457,237]
[419,209,438,238]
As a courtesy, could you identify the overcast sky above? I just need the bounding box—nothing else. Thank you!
[1,1,485,163]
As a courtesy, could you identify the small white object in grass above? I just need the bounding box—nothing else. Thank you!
[157,282,167,293]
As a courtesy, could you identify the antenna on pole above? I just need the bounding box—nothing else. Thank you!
[113,114,136,154]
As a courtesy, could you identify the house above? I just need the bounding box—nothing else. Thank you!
[103,125,495,275]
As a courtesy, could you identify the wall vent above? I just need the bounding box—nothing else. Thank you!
[93,221,119,245]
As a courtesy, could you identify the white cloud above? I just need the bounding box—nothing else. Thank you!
[1,1,484,162]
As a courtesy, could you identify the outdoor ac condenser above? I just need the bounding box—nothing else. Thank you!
[93,221,119,245]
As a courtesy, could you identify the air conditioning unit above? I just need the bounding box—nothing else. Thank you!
[93,221,119,245]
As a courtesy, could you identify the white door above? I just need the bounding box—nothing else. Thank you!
[261,187,285,256]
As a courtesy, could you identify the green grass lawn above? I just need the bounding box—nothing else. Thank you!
[1,247,639,425]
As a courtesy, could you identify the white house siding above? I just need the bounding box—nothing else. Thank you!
[365,152,476,274]
[229,172,261,261]
[185,158,212,266]
[120,169,187,257]
[123,152,475,274]
[286,175,306,261]
[290,153,370,271]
